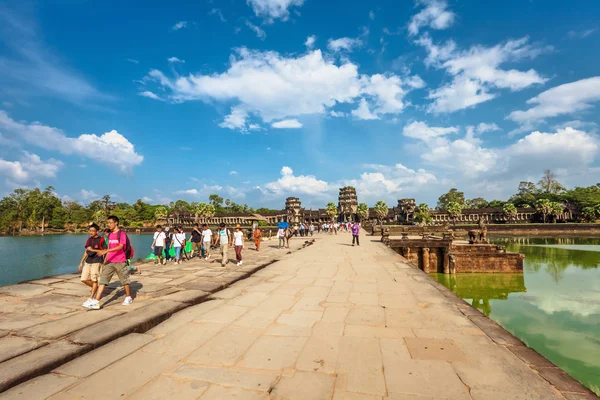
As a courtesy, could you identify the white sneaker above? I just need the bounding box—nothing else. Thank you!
[239,260,242,266]
[122,296,133,306]
[82,298,93,308]
[88,300,101,310]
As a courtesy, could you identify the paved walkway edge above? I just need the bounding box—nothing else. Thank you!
[0,242,315,394]
[399,247,599,399]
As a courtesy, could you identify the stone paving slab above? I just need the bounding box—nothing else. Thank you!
[0,238,310,394]
[2,233,598,399]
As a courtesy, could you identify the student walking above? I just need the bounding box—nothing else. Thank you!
[172,227,186,264]
[190,224,203,258]
[215,223,231,267]
[351,222,360,246]
[164,227,172,262]
[79,223,106,308]
[151,225,167,265]
[201,224,212,260]
[253,226,262,251]
[86,215,133,309]
[234,224,244,266]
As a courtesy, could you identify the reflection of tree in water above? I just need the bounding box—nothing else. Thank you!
[489,237,600,274]
[434,273,526,316]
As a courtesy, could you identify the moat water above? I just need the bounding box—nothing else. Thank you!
[432,236,600,395]
[0,234,153,287]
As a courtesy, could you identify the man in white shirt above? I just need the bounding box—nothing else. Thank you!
[151,225,167,265]
[201,224,213,260]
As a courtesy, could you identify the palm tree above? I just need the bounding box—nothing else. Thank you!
[325,202,338,222]
[502,203,517,223]
[446,202,464,227]
[356,203,369,222]
[414,203,432,225]
[535,199,552,223]
[373,200,388,229]
[549,202,564,223]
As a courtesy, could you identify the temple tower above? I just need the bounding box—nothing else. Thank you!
[397,198,416,224]
[285,197,302,223]
[338,186,358,222]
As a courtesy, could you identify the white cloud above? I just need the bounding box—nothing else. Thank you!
[476,122,500,133]
[417,35,549,113]
[219,107,252,132]
[139,91,162,100]
[167,57,185,63]
[427,76,495,113]
[171,21,187,30]
[330,110,345,117]
[245,21,266,40]
[341,164,437,202]
[272,119,303,128]
[305,35,316,49]
[351,98,379,120]
[327,37,362,53]
[247,0,304,22]
[568,28,598,39]
[507,77,600,126]
[80,189,98,201]
[0,111,143,173]
[408,0,455,36]
[369,10,375,20]
[0,152,63,184]
[145,48,422,130]
[229,170,238,175]
[507,127,598,167]
[127,59,139,64]
[264,166,330,195]
[402,120,458,141]
[209,8,226,22]
[142,196,153,202]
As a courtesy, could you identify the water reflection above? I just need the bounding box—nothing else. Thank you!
[433,237,600,395]
[433,273,526,316]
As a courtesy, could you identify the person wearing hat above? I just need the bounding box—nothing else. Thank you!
[214,223,232,267]
[233,224,244,266]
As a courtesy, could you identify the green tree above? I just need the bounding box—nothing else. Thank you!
[535,199,552,223]
[373,200,388,228]
[502,203,517,223]
[414,203,432,225]
[581,206,599,222]
[538,169,565,194]
[437,188,465,210]
[487,200,506,208]
[466,197,488,209]
[549,202,564,223]
[102,195,115,215]
[446,202,464,226]
[356,203,369,222]
[209,194,223,207]
[154,206,168,221]
[326,202,338,222]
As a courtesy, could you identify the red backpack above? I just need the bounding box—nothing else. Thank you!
[120,231,135,260]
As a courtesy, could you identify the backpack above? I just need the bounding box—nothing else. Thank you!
[118,231,135,260]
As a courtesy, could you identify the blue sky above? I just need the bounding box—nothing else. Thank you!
[0,0,599,209]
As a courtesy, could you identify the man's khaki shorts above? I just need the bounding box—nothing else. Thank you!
[99,262,130,286]
[81,262,102,282]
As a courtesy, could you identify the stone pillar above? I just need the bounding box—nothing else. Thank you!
[442,248,450,274]
[422,247,430,273]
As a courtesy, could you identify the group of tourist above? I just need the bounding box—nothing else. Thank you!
[150,222,252,267]
[276,221,361,248]
[77,218,359,310]
[77,218,263,310]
